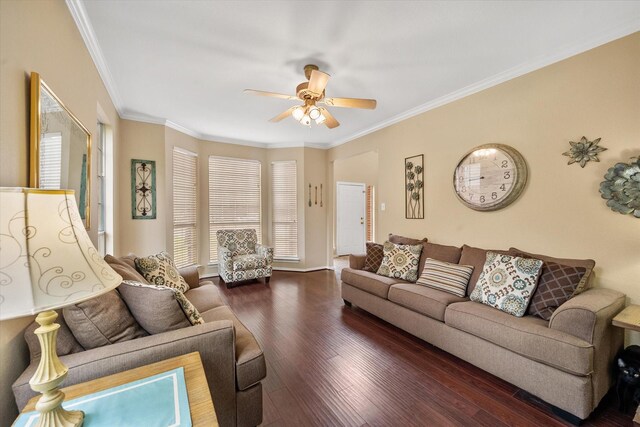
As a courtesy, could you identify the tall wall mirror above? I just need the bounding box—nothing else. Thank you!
[30,72,91,229]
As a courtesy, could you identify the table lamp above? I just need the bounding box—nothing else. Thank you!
[0,188,123,427]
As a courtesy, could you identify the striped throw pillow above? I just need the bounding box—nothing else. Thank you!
[416,258,474,297]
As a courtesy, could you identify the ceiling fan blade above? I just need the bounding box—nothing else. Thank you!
[323,97,377,109]
[244,89,297,101]
[308,70,330,95]
[269,107,296,122]
[320,108,339,129]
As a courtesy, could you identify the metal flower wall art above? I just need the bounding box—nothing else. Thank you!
[405,154,424,219]
[599,157,640,218]
[562,136,607,168]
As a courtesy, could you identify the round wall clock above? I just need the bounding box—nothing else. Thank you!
[453,143,528,211]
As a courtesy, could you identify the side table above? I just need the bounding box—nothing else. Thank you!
[18,352,218,427]
[613,305,640,424]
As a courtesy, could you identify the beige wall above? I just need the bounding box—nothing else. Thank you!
[304,148,330,269]
[0,0,121,424]
[328,32,640,340]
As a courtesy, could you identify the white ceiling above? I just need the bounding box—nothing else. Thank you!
[74,0,640,148]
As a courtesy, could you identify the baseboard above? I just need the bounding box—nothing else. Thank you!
[200,266,334,279]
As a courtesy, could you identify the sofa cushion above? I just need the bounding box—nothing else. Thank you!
[184,284,225,313]
[510,247,595,295]
[417,258,474,297]
[62,290,148,349]
[135,251,189,292]
[118,281,193,334]
[363,242,384,273]
[527,261,587,320]
[340,268,407,299]
[445,301,593,376]
[470,252,543,317]
[104,254,148,284]
[232,254,269,270]
[389,284,467,321]
[458,245,511,295]
[25,310,84,362]
[389,234,430,274]
[377,241,422,282]
[202,306,266,391]
[422,243,462,265]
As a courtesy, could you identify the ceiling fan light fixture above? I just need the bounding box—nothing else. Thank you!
[300,114,311,126]
[308,106,321,120]
[292,106,305,121]
[315,113,326,125]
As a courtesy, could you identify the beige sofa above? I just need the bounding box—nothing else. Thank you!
[341,242,624,423]
[12,255,265,427]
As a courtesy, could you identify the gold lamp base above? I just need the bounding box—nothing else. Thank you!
[29,311,84,427]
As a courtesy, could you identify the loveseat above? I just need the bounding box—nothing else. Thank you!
[12,254,266,427]
[340,235,625,423]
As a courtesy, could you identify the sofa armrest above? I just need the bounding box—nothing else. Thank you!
[349,254,366,270]
[13,320,238,426]
[549,288,625,344]
[179,265,202,289]
[256,244,273,264]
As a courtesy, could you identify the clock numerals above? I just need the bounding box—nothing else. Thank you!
[500,184,506,191]
[504,171,511,180]
[501,160,509,168]
[480,195,485,203]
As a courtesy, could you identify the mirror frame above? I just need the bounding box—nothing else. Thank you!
[30,72,92,229]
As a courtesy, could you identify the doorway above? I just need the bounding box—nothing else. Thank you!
[336,181,366,256]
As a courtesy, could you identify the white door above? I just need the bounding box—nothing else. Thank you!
[336,182,366,256]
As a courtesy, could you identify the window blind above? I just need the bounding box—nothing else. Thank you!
[209,156,261,262]
[271,161,298,259]
[366,185,374,242]
[39,132,62,189]
[97,123,106,256]
[173,148,198,268]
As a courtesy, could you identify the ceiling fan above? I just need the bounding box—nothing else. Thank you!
[244,64,377,129]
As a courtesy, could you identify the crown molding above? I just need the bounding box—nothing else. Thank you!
[327,21,640,149]
[66,0,123,114]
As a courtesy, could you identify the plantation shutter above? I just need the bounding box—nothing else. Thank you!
[209,156,262,262]
[39,132,62,189]
[271,161,298,259]
[366,185,374,241]
[173,148,198,268]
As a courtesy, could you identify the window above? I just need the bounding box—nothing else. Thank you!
[39,132,62,189]
[271,161,298,259]
[96,125,106,255]
[366,185,375,242]
[209,156,261,262]
[173,148,198,268]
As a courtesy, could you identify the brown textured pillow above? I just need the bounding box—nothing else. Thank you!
[525,260,586,320]
[104,254,148,284]
[509,247,595,295]
[118,281,192,334]
[363,242,384,272]
[63,290,148,349]
[25,311,84,361]
[459,245,511,295]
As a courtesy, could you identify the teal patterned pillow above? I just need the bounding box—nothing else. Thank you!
[376,241,423,282]
[471,252,543,317]
[135,251,189,293]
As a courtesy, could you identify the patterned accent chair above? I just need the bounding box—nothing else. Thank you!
[216,229,273,287]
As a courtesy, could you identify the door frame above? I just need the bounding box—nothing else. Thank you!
[336,181,366,256]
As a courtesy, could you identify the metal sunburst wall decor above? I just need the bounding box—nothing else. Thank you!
[562,136,607,168]
[599,157,640,218]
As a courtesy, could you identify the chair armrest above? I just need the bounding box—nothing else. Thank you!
[13,321,237,418]
[349,254,366,270]
[549,288,625,344]
[179,265,201,289]
[256,244,273,264]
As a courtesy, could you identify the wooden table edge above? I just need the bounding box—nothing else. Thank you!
[21,351,217,426]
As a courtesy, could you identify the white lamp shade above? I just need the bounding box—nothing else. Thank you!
[292,106,305,121]
[0,188,122,320]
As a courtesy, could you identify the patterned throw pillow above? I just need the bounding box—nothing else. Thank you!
[363,242,384,273]
[135,251,189,293]
[376,241,423,282]
[416,258,474,297]
[121,280,204,326]
[470,252,543,317]
[527,261,586,320]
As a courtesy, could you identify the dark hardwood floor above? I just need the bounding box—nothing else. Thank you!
[213,268,631,427]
